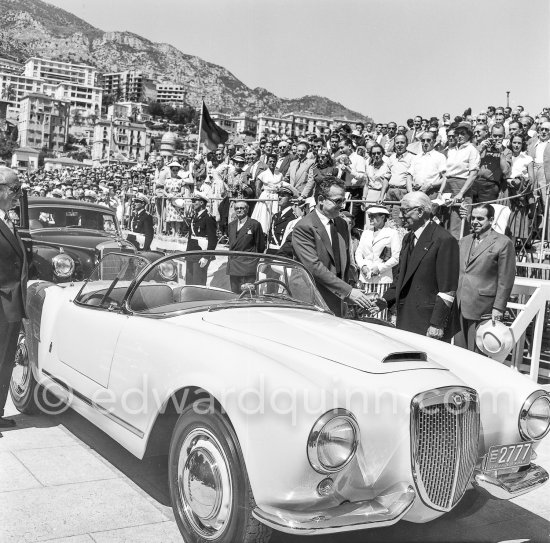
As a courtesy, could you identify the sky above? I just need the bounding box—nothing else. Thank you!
[47,0,549,122]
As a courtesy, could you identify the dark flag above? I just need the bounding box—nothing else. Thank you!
[200,101,229,150]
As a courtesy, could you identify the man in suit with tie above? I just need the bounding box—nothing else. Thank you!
[0,167,28,428]
[382,192,459,341]
[292,177,374,316]
[227,200,265,293]
[285,142,316,200]
[276,141,293,177]
[455,204,515,352]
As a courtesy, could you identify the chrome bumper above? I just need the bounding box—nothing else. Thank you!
[253,483,415,535]
[473,463,549,500]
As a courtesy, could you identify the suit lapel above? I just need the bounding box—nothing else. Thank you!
[311,211,335,262]
[0,218,22,257]
[237,218,250,239]
[467,230,497,266]
[401,222,435,288]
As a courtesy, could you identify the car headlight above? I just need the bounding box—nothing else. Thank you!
[52,253,75,278]
[158,260,177,280]
[307,409,359,473]
[519,391,550,441]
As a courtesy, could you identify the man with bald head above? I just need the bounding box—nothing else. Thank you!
[0,167,28,427]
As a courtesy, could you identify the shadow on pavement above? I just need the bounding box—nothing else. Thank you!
[15,407,550,543]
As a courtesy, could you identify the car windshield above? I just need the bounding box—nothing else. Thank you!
[75,253,150,309]
[125,251,329,315]
[28,205,120,234]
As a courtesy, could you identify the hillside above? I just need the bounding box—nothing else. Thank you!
[0,0,369,120]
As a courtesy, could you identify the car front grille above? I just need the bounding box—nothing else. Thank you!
[98,243,136,280]
[411,387,480,511]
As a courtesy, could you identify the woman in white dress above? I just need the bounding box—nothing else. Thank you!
[164,161,184,236]
[251,154,283,234]
[355,205,401,319]
[506,134,535,240]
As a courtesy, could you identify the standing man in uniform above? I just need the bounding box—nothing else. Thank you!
[0,167,27,428]
[267,186,298,258]
[130,195,154,250]
[455,204,516,352]
[227,201,265,293]
[186,193,218,286]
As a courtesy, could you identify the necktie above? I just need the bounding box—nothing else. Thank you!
[329,219,342,277]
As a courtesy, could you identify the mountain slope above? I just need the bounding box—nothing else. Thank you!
[0,0,368,120]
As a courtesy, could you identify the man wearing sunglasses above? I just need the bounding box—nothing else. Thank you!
[292,177,375,316]
[0,167,28,429]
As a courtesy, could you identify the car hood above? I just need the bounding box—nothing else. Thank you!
[27,230,132,251]
[201,307,446,374]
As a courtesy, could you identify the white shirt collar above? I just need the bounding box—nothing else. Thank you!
[414,220,430,241]
[0,209,6,221]
[315,208,331,226]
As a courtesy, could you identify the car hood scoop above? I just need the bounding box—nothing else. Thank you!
[201,308,444,374]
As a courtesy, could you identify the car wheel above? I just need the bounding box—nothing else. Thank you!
[168,403,272,543]
[9,331,64,415]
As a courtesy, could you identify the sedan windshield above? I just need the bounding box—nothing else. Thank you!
[29,205,119,235]
[126,251,329,315]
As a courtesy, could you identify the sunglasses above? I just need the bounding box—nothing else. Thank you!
[0,184,22,194]
[420,139,433,143]
[371,152,383,156]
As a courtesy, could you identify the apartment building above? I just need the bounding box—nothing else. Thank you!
[18,93,70,152]
[92,119,149,164]
[155,83,186,105]
[101,71,157,103]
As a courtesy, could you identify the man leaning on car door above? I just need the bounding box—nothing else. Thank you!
[0,167,27,429]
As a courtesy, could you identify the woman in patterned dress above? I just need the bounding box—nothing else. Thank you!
[165,161,184,236]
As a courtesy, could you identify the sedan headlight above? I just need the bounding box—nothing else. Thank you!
[52,253,75,278]
[307,409,359,473]
[519,391,550,441]
[158,260,177,280]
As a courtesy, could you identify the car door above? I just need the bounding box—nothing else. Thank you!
[50,254,149,398]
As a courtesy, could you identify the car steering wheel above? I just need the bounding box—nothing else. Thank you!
[238,278,290,299]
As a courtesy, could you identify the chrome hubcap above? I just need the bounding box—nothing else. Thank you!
[177,428,233,539]
[11,333,30,400]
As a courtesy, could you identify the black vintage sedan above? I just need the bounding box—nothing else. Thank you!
[16,195,160,283]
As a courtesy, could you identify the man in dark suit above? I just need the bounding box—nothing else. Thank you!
[227,201,265,293]
[292,177,373,316]
[130,195,154,250]
[267,186,298,258]
[0,167,28,428]
[455,203,516,352]
[276,141,293,177]
[186,193,218,286]
[382,192,459,341]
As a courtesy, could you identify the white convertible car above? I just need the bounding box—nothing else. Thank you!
[10,251,550,543]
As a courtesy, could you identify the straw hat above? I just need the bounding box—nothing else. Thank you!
[475,319,514,362]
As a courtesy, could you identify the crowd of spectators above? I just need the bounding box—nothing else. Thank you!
[16,103,550,250]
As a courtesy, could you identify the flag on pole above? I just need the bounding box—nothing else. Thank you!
[200,101,229,151]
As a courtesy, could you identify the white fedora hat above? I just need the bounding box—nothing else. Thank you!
[475,320,514,362]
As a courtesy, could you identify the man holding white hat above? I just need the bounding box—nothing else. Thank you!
[455,203,515,354]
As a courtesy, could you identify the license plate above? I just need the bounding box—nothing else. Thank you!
[484,442,533,471]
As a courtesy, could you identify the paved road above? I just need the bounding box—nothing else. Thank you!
[1,389,550,543]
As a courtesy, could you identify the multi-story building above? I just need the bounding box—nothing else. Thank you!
[256,114,293,137]
[0,56,24,75]
[257,111,365,138]
[210,112,237,132]
[92,119,149,164]
[155,83,186,105]
[18,93,70,152]
[230,113,257,135]
[0,73,43,103]
[23,57,102,116]
[101,71,157,103]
